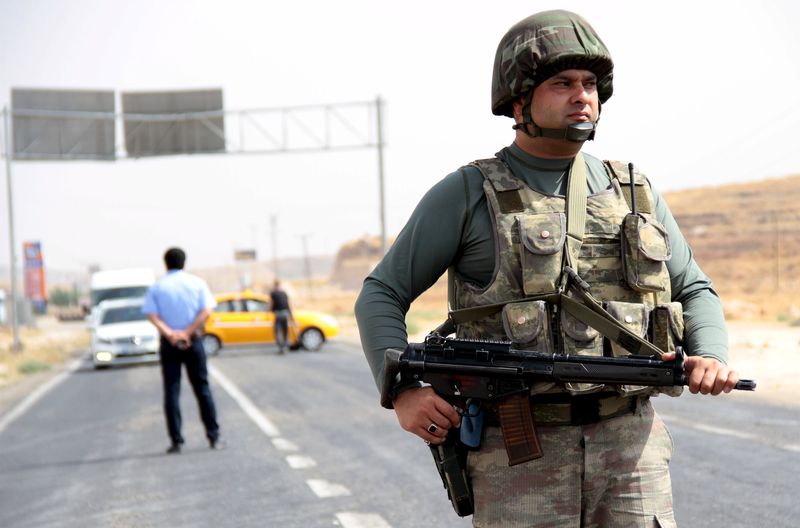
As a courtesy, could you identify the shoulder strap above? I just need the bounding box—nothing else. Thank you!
[564,152,587,273]
[471,158,525,213]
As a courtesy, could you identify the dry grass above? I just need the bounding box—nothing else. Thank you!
[0,321,90,388]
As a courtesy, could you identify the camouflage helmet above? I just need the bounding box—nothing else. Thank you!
[491,10,614,117]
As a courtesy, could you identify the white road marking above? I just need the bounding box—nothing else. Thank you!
[335,512,393,528]
[307,479,351,498]
[209,364,280,437]
[211,364,388,525]
[660,412,800,453]
[272,437,299,451]
[286,455,317,469]
[0,357,82,434]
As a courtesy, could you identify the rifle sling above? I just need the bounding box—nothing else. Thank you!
[448,293,561,325]
[560,295,664,357]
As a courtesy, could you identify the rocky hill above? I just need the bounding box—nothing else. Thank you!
[329,234,395,290]
[663,174,800,319]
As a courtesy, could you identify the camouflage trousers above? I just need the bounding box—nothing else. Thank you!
[467,398,676,528]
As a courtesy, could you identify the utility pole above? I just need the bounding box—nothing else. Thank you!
[3,106,22,352]
[773,210,781,291]
[299,234,313,300]
[376,95,387,256]
[270,214,278,279]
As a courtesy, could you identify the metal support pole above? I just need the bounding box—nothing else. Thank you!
[375,96,387,256]
[3,106,22,351]
[270,214,278,279]
[300,234,313,300]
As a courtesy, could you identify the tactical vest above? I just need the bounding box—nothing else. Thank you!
[450,157,684,396]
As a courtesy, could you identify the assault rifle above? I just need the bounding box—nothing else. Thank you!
[383,334,756,516]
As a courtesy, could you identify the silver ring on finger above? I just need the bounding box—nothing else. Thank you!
[427,423,439,434]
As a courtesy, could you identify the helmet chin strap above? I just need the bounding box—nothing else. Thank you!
[512,90,598,142]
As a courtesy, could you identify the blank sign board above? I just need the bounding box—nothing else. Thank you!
[11,88,116,160]
[121,89,225,157]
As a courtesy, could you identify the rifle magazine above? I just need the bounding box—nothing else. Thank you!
[496,391,544,466]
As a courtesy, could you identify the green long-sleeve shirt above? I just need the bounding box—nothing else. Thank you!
[355,143,728,393]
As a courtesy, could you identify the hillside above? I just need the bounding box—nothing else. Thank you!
[663,174,800,320]
[325,174,800,325]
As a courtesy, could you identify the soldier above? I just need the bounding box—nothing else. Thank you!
[355,9,740,527]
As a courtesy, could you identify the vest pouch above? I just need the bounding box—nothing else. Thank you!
[604,300,678,396]
[651,302,684,354]
[501,300,554,352]
[603,301,651,358]
[518,213,566,295]
[560,310,604,394]
[621,213,671,293]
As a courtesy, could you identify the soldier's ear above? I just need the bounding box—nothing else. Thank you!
[511,95,527,122]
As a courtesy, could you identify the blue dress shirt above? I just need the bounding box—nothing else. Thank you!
[142,270,216,331]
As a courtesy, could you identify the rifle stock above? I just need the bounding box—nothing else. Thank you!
[380,348,403,408]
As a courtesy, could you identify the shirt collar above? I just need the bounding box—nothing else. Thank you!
[504,142,574,172]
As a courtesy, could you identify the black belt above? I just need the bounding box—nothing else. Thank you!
[486,392,641,427]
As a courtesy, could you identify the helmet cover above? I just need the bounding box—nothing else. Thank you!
[491,10,614,117]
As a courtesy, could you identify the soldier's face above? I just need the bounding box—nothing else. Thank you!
[527,69,599,128]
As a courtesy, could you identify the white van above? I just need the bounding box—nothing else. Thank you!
[88,268,156,326]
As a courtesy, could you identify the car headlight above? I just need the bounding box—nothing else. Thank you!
[95,351,113,362]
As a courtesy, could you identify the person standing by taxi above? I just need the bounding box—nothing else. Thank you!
[270,279,294,354]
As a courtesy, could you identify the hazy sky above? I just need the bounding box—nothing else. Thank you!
[1,0,799,274]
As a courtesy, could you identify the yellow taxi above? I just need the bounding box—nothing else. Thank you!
[202,290,340,354]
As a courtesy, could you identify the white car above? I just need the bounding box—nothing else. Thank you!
[91,298,160,369]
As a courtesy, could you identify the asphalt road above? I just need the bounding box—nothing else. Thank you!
[0,341,797,528]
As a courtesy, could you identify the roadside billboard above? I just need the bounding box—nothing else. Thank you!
[23,241,47,314]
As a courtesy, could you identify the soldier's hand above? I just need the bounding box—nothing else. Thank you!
[662,351,739,395]
[393,386,461,444]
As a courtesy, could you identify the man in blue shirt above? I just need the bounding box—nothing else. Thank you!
[143,247,223,454]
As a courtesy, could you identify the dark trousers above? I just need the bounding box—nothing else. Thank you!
[274,311,289,351]
[160,337,220,445]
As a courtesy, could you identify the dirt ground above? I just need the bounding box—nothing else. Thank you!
[724,320,800,408]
